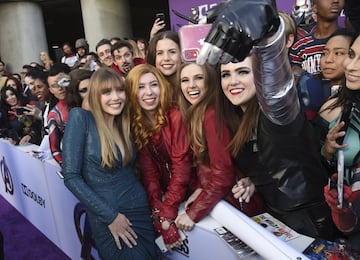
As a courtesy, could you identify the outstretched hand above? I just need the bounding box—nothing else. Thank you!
[197,0,280,65]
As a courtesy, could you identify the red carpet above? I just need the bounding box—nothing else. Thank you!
[0,195,70,260]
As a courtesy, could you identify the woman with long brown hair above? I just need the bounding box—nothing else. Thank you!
[62,68,157,259]
[175,62,263,231]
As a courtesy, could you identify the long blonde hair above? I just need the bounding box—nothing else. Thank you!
[39,51,54,71]
[126,64,174,149]
[88,68,133,168]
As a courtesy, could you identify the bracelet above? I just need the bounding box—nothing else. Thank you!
[152,215,174,224]
[159,216,174,223]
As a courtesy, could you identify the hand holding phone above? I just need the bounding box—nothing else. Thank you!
[15,106,27,115]
[336,101,355,145]
[155,13,165,22]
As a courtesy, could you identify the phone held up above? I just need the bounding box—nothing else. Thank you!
[178,23,212,62]
[336,101,355,145]
[155,12,165,22]
[15,106,27,115]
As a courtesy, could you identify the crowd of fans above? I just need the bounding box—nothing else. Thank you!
[1,0,360,259]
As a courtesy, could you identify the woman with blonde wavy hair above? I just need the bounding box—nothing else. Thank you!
[126,64,195,251]
[39,51,54,71]
[62,68,157,259]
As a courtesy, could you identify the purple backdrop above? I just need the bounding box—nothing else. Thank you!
[168,0,344,31]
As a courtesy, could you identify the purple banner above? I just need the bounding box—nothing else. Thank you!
[168,0,344,31]
[169,0,293,31]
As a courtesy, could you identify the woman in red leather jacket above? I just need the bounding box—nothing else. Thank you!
[174,62,264,231]
[126,64,195,250]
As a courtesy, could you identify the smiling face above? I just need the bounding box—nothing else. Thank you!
[320,35,351,83]
[48,74,66,100]
[6,79,17,90]
[343,36,360,91]
[220,58,256,112]
[40,52,47,62]
[97,44,113,67]
[155,38,181,77]
[5,89,18,106]
[137,72,160,115]
[101,85,126,118]
[32,79,49,102]
[180,63,206,105]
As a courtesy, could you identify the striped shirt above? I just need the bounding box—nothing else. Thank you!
[290,33,328,75]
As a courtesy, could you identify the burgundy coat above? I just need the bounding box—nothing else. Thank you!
[138,108,195,220]
[186,107,263,222]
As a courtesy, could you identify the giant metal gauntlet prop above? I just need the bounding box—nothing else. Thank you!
[197,0,280,65]
[252,18,300,125]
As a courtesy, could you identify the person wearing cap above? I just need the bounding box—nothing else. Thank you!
[74,38,90,69]
[47,63,71,166]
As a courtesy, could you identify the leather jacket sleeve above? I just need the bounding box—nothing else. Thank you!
[160,109,193,219]
[253,17,300,126]
[138,146,163,211]
[186,107,235,223]
[138,109,193,220]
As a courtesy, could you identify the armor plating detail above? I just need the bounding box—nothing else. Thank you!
[252,18,300,125]
[197,0,280,65]
[292,0,313,25]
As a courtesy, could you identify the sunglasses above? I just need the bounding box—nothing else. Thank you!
[78,87,88,94]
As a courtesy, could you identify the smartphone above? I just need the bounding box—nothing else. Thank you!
[15,106,26,115]
[336,101,355,145]
[178,23,212,62]
[155,230,187,253]
[155,12,165,22]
